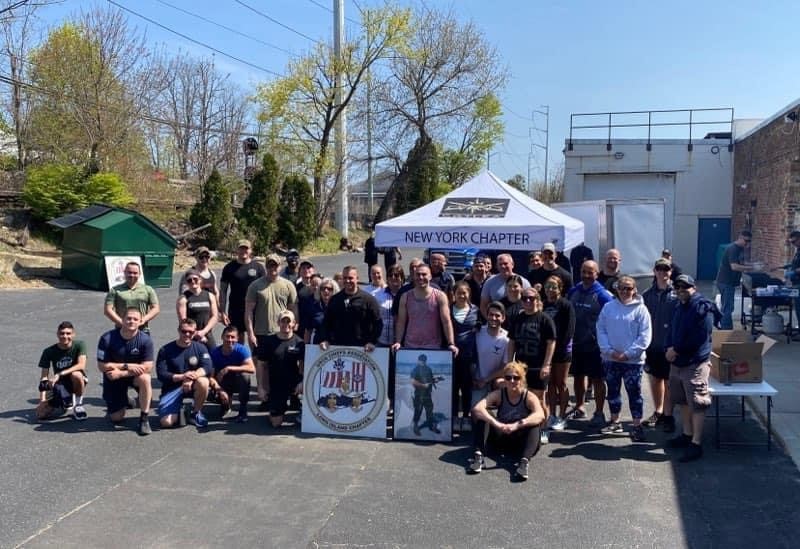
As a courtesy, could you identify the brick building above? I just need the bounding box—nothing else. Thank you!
[733,100,800,271]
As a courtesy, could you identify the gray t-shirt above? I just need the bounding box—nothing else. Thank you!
[716,243,744,285]
[480,273,531,302]
[475,326,509,381]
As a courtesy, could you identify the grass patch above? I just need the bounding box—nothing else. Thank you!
[302,227,369,256]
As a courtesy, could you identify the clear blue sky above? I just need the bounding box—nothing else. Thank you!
[35,0,800,184]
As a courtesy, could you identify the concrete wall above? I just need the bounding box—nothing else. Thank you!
[733,106,800,271]
[564,138,733,277]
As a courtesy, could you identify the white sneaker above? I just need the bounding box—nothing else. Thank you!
[551,418,567,431]
[546,415,557,429]
[540,430,550,445]
[72,405,88,421]
[516,457,529,480]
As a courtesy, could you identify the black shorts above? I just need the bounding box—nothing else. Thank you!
[255,335,271,361]
[525,368,549,392]
[570,350,603,379]
[102,377,137,414]
[644,351,670,380]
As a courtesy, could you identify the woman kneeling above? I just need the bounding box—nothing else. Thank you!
[468,361,546,481]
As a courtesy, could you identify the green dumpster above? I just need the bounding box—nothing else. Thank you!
[49,204,178,290]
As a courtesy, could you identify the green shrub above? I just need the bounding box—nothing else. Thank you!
[276,174,316,250]
[189,168,234,249]
[239,153,279,254]
[22,163,133,221]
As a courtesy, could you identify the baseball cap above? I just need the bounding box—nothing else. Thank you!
[265,253,282,266]
[654,258,671,269]
[194,246,210,257]
[278,310,295,322]
[300,260,314,268]
[542,242,556,253]
[675,274,696,287]
[237,239,252,249]
[286,248,300,259]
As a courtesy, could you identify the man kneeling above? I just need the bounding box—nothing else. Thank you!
[156,319,213,429]
[36,321,88,421]
[209,325,255,423]
[468,361,545,481]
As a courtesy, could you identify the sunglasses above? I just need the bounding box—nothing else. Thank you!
[198,254,210,260]
[321,286,334,292]
[655,266,671,272]
[522,295,539,303]
[544,284,559,290]
[618,286,635,292]
[187,278,200,283]
[504,375,521,381]
[180,329,195,336]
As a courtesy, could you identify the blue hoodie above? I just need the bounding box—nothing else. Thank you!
[596,295,652,364]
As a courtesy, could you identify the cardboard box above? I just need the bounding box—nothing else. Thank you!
[709,330,776,384]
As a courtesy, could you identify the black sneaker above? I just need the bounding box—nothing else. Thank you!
[661,415,676,433]
[600,421,623,434]
[413,423,421,436]
[630,425,646,442]
[679,443,703,462]
[667,433,692,448]
[515,457,529,481]
[642,412,662,428]
[138,415,151,436]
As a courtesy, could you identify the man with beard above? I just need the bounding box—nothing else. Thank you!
[220,239,266,342]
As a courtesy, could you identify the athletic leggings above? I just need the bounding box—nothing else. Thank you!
[473,420,541,460]
[452,354,473,418]
[604,361,643,419]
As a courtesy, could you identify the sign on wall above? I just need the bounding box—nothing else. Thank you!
[104,256,144,289]
[302,346,389,439]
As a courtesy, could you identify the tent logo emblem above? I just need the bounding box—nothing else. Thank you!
[439,198,510,218]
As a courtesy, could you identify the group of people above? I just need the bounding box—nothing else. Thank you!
[35,238,720,480]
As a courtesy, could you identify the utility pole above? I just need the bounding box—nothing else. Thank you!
[532,105,550,188]
[365,11,374,218]
[334,0,348,236]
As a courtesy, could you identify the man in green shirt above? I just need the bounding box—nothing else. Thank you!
[104,261,160,332]
[36,321,88,421]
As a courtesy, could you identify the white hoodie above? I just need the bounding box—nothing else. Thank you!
[596,295,652,364]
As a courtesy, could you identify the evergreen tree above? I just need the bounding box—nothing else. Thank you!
[239,153,280,254]
[276,175,316,249]
[189,168,233,248]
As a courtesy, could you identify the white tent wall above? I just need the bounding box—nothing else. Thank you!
[374,171,584,252]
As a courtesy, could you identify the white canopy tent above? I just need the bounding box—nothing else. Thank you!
[375,171,584,251]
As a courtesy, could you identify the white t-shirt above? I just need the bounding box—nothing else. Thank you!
[475,326,510,381]
[480,273,531,302]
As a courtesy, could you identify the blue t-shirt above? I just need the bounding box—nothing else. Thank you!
[156,340,213,393]
[210,343,252,373]
[96,329,154,365]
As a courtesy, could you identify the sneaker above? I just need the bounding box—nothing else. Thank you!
[546,415,557,429]
[431,424,441,434]
[551,418,567,431]
[515,457,529,480]
[72,405,88,421]
[539,429,550,444]
[679,443,703,462]
[585,387,594,401]
[600,421,623,434]
[190,410,208,429]
[642,411,662,428]
[667,433,692,448]
[235,412,249,424]
[571,408,587,420]
[630,425,646,442]
[138,415,151,436]
[661,415,676,433]
[589,411,606,426]
[468,451,484,474]
[413,423,421,436]
[218,390,231,418]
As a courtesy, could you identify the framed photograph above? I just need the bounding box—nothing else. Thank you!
[393,349,453,442]
[104,256,144,288]
[302,346,389,439]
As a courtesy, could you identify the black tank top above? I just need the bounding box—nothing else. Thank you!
[497,388,531,423]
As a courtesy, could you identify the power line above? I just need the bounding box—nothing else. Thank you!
[504,105,532,121]
[307,0,360,25]
[155,0,298,58]
[233,0,322,44]
[106,0,284,77]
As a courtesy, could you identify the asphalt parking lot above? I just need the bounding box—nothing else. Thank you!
[2,253,800,548]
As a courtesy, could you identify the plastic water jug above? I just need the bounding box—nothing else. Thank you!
[762,309,784,334]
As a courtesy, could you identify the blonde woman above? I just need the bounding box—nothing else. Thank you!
[469,361,546,481]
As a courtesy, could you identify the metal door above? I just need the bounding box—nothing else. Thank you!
[697,218,731,280]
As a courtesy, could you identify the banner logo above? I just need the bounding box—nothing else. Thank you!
[439,197,510,218]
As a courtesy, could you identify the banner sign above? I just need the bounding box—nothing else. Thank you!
[302,346,389,439]
[104,256,144,289]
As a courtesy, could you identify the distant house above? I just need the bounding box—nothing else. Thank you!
[347,169,396,227]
